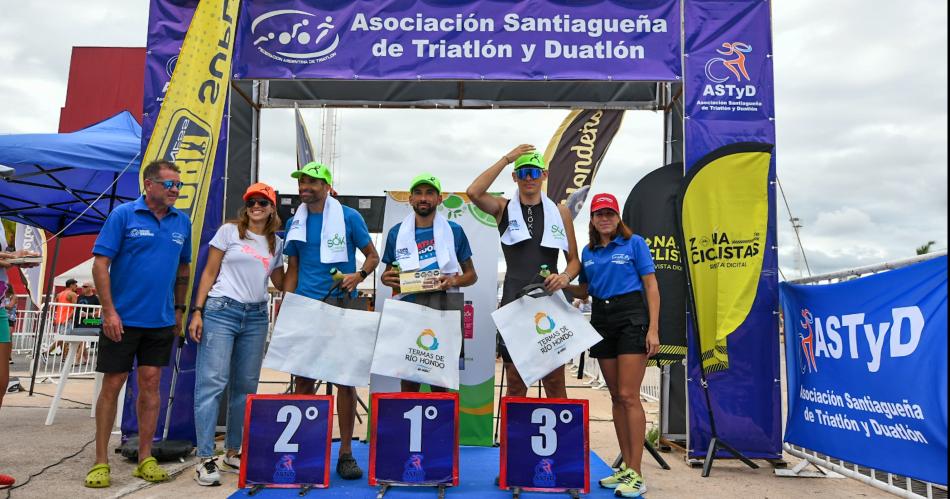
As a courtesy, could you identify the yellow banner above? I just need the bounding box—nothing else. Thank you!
[140,0,239,306]
[681,144,772,372]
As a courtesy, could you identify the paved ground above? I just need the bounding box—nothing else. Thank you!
[1,354,886,498]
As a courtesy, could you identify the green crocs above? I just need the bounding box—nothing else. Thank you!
[84,463,111,488]
[132,457,169,483]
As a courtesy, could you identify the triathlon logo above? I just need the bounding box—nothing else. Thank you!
[273,454,297,484]
[251,9,341,64]
[704,42,752,83]
[798,309,818,373]
[416,329,440,351]
[535,313,556,335]
[533,458,557,487]
[402,454,426,482]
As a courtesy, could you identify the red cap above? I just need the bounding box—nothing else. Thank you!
[243,182,277,205]
[590,193,620,214]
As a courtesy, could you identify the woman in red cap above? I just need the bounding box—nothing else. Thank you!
[568,193,659,498]
[188,182,285,486]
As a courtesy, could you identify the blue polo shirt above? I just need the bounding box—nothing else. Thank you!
[92,196,192,328]
[283,205,372,300]
[579,234,655,300]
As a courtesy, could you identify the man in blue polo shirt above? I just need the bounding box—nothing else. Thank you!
[85,160,192,489]
[282,161,379,480]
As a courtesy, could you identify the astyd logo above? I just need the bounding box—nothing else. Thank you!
[251,10,341,64]
[798,309,818,374]
[532,458,556,488]
[703,41,756,99]
[535,313,556,335]
[416,329,439,351]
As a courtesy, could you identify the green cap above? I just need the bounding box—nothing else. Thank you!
[291,161,333,185]
[513,151,546,170]
[409,173,442,193]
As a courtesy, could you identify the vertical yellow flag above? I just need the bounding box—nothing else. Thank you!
[680,143,772,373]
[140,0,239,304]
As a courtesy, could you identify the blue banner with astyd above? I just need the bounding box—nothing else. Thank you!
[781,256,948,485]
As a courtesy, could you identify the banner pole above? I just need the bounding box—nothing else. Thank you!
[28,235,61,396]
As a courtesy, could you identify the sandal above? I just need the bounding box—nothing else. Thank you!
[132,457,169,483]
[84,463,110,488]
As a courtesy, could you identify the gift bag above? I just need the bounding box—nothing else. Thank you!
[491,284,602,386]
[370,298,462,390]
[263,291,380,387]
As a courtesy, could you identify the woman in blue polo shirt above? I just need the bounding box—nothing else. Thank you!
[570,193,659,498]
[187,183,285,486]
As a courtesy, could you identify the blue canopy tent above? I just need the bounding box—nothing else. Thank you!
[0,111,142,235]
[0,111,142,394]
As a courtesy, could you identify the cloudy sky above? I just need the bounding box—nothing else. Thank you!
[0,1,946,279]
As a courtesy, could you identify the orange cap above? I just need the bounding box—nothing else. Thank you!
[243,182,277,205]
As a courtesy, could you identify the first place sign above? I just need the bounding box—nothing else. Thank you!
[239,395,333,490]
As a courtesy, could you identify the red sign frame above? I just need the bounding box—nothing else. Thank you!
[499,396,590,494]
[368,392,460,487]
[238,394,335,490]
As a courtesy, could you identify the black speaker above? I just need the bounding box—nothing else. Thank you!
[276,194,387,233]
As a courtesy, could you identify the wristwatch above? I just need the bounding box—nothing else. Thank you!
[192,306,204,315]
[358,269,369,279]
[174,304,187,312]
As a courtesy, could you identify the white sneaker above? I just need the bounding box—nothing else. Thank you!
[220,454,241,473]
[194,458,221,486]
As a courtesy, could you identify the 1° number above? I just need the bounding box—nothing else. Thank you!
[403,405,439,452]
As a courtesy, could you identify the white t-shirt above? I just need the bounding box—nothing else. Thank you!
[207,223,284,304]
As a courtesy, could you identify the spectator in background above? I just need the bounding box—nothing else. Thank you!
[77,282,100,306]
[47,278,79,357]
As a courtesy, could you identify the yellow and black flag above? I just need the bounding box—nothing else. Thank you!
[678,143,773,373]
[543,109,624,216]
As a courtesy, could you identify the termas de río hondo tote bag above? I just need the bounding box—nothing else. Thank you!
[491,284,602,386]
[263,291,380,387]
[370,298,462,390]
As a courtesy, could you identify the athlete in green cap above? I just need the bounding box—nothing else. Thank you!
[466,146,581,400]
[380,173,478,392]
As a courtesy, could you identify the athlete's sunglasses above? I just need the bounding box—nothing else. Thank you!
[245,198,272,208]
[149,178,184,190]
[515,167,544,180]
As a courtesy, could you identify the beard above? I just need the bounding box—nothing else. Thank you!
[412,203,434,216]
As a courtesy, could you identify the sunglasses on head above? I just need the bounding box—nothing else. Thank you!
[149,178,184,190]
[245,198,272,208]
[515,167,543,180]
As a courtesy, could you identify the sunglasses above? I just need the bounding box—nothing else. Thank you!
[245,198,272,208]
[149,178,184,190]
[515,167,544,180]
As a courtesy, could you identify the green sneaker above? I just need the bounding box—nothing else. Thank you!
[598,466,630,489]
[614,469,647,498]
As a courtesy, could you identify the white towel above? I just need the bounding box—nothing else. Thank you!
[285,196,349,264]
[501,190,569,251]
[394,212,459,274]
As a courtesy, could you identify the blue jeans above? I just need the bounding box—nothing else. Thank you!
[194,295,269,458]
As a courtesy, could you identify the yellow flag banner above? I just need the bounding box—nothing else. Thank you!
[140,0,239,306]
[679,143,772,373]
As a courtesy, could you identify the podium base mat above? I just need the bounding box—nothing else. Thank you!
[230,441,620,498]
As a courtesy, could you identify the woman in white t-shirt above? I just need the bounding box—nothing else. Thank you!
[188,183,284,486]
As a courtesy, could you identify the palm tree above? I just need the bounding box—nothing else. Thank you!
[916,241,936,255]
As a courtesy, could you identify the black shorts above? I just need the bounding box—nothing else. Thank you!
[589,291,649,358]
[497,336,513,364]
[96,325,175,373]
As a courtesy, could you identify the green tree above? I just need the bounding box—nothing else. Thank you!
[916,241,936,255]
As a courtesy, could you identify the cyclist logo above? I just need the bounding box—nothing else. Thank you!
[533,458,557,487]
[798,309,818,373]
[704,42,752,83]
[273,454,296,484]
[535,313,556,335]
[416,329,440,351]
[402,454,426,482]
[251,9,340,63]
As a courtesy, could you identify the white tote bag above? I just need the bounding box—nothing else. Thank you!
[370,298,462,390]
[263,292,380,387]
[491,285,602,386]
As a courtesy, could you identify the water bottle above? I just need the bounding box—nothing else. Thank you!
[538,264,551,278]
[330,267,344,281]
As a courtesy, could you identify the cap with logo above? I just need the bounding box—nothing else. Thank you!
[243,182,277,205]
[513,151,547,171]
[590,193,620,214]
[409,173,442,194]
[290,161,333,186]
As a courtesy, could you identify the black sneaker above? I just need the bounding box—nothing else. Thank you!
[336,453,363,480]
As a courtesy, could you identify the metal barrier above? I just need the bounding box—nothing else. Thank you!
[783,250,947,498]
[11,309,40,355]
[24,302,102,380]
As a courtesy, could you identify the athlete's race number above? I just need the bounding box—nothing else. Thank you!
[500,397,590,492]
[370,393,459,486]
[239,395,333,489]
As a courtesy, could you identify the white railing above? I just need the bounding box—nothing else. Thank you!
[11,309,41,355]
[21,302,102,380]
[783,250,947,498]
